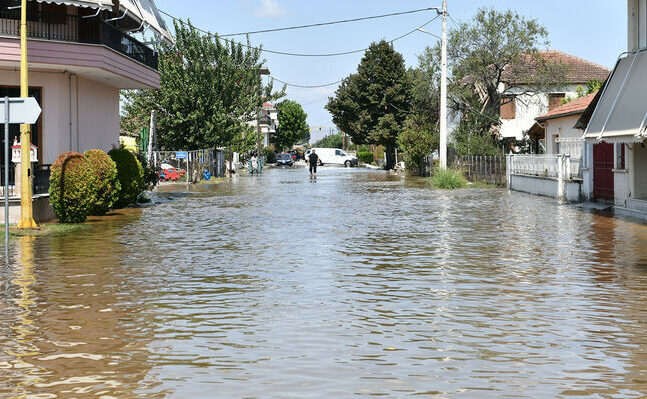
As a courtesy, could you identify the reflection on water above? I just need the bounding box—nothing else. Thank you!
[2,168,647,397]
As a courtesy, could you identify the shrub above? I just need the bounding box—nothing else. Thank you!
[49,152,97,223]
[84,149,120,215]
[262,145,277,164]
[134,153,159,192]
[108,148,144,208]
[431,168,468,190]
[357,151,374,164]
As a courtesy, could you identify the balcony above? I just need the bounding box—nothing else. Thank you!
[0,9,158,70]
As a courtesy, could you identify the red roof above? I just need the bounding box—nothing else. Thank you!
[262,102,275,109]
[503,50,610,85]
[536,92,598,122]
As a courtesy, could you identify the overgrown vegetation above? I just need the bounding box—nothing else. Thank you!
[398,114,438,175]
[357,151,374,164]
[430,168,468,190]
[108,148,144,208]
[313,133,343,149]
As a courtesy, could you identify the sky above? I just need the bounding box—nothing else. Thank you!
[154,0,626,136]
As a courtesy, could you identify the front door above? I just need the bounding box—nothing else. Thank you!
[593,143,614,201]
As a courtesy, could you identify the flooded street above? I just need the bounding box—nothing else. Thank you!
[3,167,647,397]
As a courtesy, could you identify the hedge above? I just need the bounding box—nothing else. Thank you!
[84,149,121,216]
[49,152,98,223]
[357,151,374,164]
[108,148,143,208]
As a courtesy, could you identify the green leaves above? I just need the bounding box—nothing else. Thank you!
[121,20,285,151]
[273,100,309,150]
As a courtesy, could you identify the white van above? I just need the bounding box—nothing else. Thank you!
[305,148,358,167]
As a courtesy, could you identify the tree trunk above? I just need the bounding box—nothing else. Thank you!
[385,144,396,170]
[228,143,234,176]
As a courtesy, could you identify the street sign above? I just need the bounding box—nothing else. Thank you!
[176,151,188,159]
[0,97,41,124]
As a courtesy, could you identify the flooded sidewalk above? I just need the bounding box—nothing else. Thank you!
[2,167,647,397]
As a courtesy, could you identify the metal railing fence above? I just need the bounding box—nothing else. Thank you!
[153,149,225,182]
[451,155,507,187]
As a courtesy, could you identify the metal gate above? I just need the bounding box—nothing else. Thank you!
[593,143,614,201]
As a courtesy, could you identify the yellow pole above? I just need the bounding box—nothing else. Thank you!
[18,0,37,228]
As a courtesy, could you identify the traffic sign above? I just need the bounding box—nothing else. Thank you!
[0,97,41,124]
[176,151,188,159]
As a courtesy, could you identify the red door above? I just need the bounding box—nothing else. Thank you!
[593,143,614,201]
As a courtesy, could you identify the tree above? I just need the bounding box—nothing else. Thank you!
[327,40,411,169]
[562,79,604,105]
[398,114,438,176]
[121,20,285,151]
[272,100,309,150]
[313,133,343,149]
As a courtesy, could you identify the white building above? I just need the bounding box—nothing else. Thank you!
[498,51,609,145]
[577,0,647,218]
[249,102,278,148]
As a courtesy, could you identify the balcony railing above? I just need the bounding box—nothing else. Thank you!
[0,9,158,70]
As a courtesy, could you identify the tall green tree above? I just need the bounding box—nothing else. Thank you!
[327,40,411,169]
[121,20,285,151]
[272,100,309,150]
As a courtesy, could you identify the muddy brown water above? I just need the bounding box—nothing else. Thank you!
[2,167,647,398]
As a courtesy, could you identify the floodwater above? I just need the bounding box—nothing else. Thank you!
[2,167,647,398]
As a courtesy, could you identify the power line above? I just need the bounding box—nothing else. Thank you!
[270,76,341,89]
[220,8,439,37]
[158,9,440,57]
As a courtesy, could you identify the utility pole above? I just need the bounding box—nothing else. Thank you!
[439,0,448,169]
[257,67,270,163]
[18,0,37,228]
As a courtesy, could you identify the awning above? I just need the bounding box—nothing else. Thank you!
[583,50,647,143]
[34,0,173,42]
[34,0,112,9]
[118,0,172,42]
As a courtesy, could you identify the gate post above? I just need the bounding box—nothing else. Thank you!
[506,154,512,189]
[557,154,565,202]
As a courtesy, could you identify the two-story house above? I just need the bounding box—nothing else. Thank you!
[0,0,170,221]
[577,0,647,218]
[498,50,609,150]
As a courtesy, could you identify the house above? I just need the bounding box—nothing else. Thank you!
[499,50,610,148]
[536,92,597,159]
[252,102,278,147]
[0,0,171,222]
[576,0,647,218]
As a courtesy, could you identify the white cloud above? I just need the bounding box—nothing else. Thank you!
[253,0,287,18]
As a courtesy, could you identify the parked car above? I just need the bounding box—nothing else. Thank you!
[277,153,294,166]
[304,148,358,167]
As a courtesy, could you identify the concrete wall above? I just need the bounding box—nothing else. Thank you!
[509,174,581,202]
[544,115,583,157]
[0,71,119,164]
[499,85,580,140]
[0,195,55,225]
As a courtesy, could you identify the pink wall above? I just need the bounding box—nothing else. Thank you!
[0,70,119,164]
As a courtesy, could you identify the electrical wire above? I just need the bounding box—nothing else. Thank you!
[269,76,341,89]
[158,9,440,58]
[219,8,439,37]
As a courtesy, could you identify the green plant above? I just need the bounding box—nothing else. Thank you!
[134,153,159,192]
[262,145,277,163]
[49,152,98,223]
[357,151,374,164]
[84,149,121,216]
[430,168,468,189]
[108,148,144,208]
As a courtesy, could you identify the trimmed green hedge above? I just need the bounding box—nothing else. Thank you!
[85,149,121,215]
[49,152,98,223]
[108,148,144,208]
[357,151,374,164]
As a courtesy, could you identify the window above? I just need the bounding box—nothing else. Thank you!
[335,150,343,156]
[549,93,566,111]
[500,95,516,119]
[616,143,626,170]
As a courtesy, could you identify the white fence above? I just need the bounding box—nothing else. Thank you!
[507,154,583,202]
[508,154,582,180]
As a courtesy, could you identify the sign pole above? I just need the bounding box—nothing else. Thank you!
[18,0,37,228]
[4,97,9,243]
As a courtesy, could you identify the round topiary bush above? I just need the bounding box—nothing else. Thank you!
[49,152,98,223]
[108,148,144,208]
[84,149,121,215]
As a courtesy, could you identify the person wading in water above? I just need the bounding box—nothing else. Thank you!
[308,149,319,178]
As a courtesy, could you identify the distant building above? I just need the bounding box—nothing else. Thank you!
[498,50,610,147]
[249,102,278,147]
